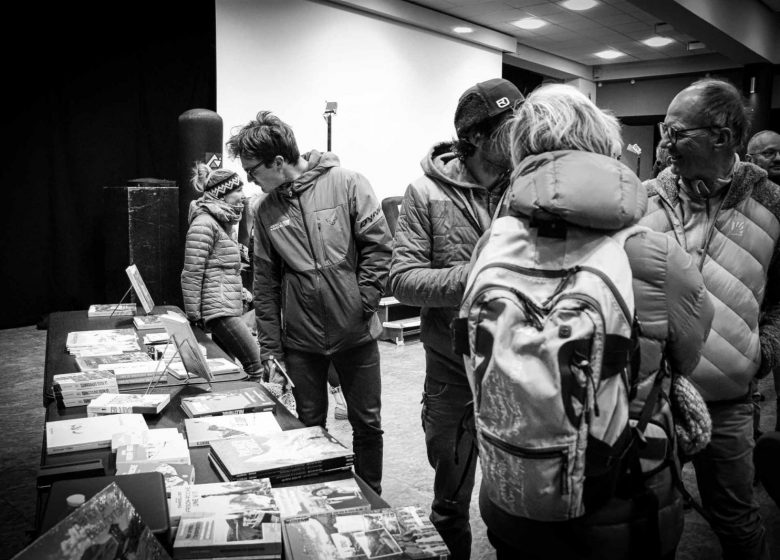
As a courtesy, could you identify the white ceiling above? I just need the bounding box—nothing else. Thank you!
[407,0,780,67]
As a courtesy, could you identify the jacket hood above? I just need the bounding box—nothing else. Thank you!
[420,142,483,191]
[509,150,647,231]
[188,197,240,224]
[284,150,340,196]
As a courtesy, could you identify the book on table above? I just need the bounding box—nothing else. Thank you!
[282,505,451,560]
[87,392,171,415]
[158,312,215,384]
[271,476,371,520]
[133,314,164,331]
[208,426,354,483]
[88,303,137,317]
[184,411,282,447]
[115,461,195,497]
[66,328,141,354]
[46,413,148,455]
[115,435,191,467]
[12,481,171,560]
[167,357,241,380]
[53,371,119,407]
[180,386,275,418]
[111,427,183,452]
[75,351,153,371]
[126,263,156,315]
[93,361,170,386]
[171,479,281,559]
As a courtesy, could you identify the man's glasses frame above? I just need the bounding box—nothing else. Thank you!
[749,149,780,160]
[243,161,265,183]
[657,122,717,144]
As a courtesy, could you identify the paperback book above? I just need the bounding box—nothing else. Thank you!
[12,482,170,560]
[167,357,241,380]
[111,427,183,452]
[180,386,275,418]
[133,314,163,331]
[168,479,278,527]
[94,361,169,386]
[208,426,353,483]
[272,477,371,520]
[184,411,282,447]
[88,303,137,317]
[53,370,118,392]
[87,392,171,416]
[75,351,153,371]
[116,437,191,467]
[66,329,140,354]
[116,461,195,497]
[46,413,148,455]
[282,506,450,560]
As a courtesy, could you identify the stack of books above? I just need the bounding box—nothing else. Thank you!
[45,413,148,455]
[282,505,451,560]
[86,392,171,416]
[271,477,371,520]
[180,386,275,418]
[92,360,169,386]
[167,357,241,380]
[87,303,136,317]
[66,328,141,356]
[184,411,282,448]
[170,479,282,559]
[133,314,163,331]
[208,426,354,484]
[52,370,119,407]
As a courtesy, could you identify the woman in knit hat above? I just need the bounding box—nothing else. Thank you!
[180,163,263,378]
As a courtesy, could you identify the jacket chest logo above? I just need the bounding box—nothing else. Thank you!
[725,219,745,239]
[269,218,291,232]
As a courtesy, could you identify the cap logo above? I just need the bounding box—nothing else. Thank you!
[495,97,510,108]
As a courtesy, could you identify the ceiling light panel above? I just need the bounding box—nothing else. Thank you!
[642,36,674,47]
[595,49,625,59]
[560,0,598,10]
[511,17,548,30]
[452,26,473,33]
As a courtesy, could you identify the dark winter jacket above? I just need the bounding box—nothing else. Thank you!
[181,199,244,322]
[641,162,780,401]
[253,150,391,360]
[481,151,713,558]
[389,142,508,384]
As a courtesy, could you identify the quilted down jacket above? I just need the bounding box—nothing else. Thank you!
[253,150,391,360]
[641,162,780,401]
[480,151,713,557]
[181,199,243,322]
[389,142,508,384]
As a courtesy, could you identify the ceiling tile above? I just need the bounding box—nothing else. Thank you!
[595,13,639,25]
[520,3,566,16]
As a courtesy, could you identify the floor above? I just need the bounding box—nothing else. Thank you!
[0,325,778,560]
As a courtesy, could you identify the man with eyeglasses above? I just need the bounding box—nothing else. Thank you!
[641,78,780,560]
[746,130,780,184]
[226,111,392,496]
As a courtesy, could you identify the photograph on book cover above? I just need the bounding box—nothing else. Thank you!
[158,313,214,384]
[125,263,156,315]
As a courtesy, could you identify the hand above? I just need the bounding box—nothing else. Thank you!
[262,358,287,385]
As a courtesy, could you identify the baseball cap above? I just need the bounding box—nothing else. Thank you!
[454,78,523,137]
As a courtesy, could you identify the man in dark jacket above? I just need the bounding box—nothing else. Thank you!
[227,111,392,495]
[389,78,523,560]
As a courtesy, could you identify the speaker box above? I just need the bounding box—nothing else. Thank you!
[104,179,181,308]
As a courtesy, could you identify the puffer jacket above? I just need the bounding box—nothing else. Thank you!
[389,142,508,384]
[481,151,713,558]
[253,150,391,360]
[181,199,243,322]
[641,163,780,401]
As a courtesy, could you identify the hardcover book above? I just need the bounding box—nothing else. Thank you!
[184,411,282,447]
[116,462,195,497]
[168,479,278,527]
[88,303,137,317]
[208,426,353,483]
[282,506,450,560]
[87,392,171,415]
[180,386,275,418]
[272,477,371,520]
[12,482,171,560]
[46,413,148,455]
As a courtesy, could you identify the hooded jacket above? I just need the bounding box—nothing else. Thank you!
[641,162,780,401]
[253,150,391,360]
[389,142,508,384]
[181,199,244,322]
[481,151,713,557]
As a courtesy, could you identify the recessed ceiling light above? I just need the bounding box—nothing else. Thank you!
[452,26,473,34]
[511,18,548,30]
[560,0,598,10]
[642,36,674,47]
[595,49,624,59]
[687,41,706,51]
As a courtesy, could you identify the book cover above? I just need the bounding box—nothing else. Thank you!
[208,426,353,481]
[282,506,450,560]
[66,329,139,348]
[116,462,195,497]
[46,413,148,455]
[167,357,241,380]
[168,479,278,526]
[75,352,153,371]
[126,264,156,315]
[12,482,171,560]
[133,314,163,330]
[87,392,171,415]
[158,312,215,384]
[184,411,282,447]
[173,510,282,559]
[180,386,275,418]
[116,438,191,466]
[111,427,182,452]
[88,303,137,317]
[272,477,371,520]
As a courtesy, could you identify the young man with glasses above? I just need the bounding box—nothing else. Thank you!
[226,111,392,496]
[641,79,780,560]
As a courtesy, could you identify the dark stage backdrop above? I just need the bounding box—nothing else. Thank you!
[2,2,216,328]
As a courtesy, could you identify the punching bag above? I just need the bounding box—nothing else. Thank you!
[178,109,223,244]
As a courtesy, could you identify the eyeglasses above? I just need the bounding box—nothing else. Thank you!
[243,161,265,183]
[750,149,780,159]
[657,122,717,144]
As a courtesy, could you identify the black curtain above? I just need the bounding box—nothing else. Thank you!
[1,1,216,328]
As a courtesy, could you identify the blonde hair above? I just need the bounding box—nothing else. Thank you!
[190,162,238,193]
[508,83,622,167]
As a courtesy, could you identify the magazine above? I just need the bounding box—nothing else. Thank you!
[272,477,371,519]
[168,479,278,527]
[184,411,281,447]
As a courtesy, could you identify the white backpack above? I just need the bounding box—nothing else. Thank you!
[454,213,649,521]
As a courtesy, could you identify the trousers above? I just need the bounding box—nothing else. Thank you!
[206,315,263,377]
